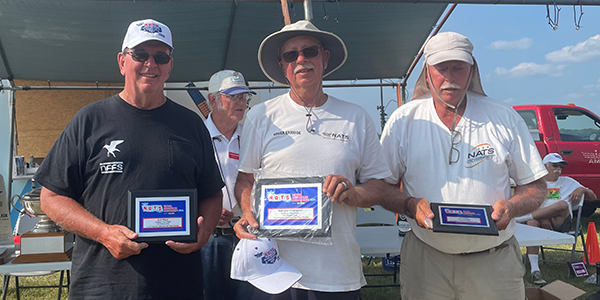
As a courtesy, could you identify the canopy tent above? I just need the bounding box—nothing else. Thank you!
[2,0,598,84]
[0,0,447,83]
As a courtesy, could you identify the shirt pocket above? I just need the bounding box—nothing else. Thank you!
[169,140,202,179]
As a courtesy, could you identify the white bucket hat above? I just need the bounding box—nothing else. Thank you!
[231,238,302,294]
[208,70,256,95]
[258,20,348,86]
[122,19,173,52]
[412,32,486,100]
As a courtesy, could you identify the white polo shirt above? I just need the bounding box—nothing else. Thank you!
[205,114,243,226]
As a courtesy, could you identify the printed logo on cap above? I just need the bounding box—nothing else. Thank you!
[230,72,244,85]
[254,246,280,265]
[139,22,166,38]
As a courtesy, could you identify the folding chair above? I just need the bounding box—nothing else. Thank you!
[1,213,69,300]
[539,196,589,272]
[356,205,401,288]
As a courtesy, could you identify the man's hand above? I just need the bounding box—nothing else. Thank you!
[409,198,434,230]
[539,219,553,230]
[323,175,357,205]
[491,200,514,230]
[234,211,258,240]
[100,225,148,259]
[569,187,587,205]
[166,216,211,254]
[218,208,234,226]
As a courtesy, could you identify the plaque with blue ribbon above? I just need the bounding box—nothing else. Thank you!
[431,203,498,236]
[127,189,198,243]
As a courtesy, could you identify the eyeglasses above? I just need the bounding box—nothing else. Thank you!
[448,130,462,164]
[220,93,252,102]
[280,45,321,63]
[124,50,172,64]
[552,163,565,169]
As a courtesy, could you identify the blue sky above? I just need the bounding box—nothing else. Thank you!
[324,4,600,133]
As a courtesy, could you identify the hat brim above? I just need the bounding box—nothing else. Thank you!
[123,37,173,52]
[248,260,302,294]
[427,49,473,66]
[258,29,347,86]
[546,159,569,165]
[220,86,257,95]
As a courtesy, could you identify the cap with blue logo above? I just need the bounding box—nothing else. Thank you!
[231,238,302,294]
[209,70,256,96]
[543,153,569,165]
[122,19,173,52]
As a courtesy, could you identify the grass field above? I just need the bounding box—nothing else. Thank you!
[1,211,599,300]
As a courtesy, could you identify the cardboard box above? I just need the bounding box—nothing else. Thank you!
[525,280,585,300]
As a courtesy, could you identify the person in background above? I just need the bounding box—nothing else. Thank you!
[35,19,223,299]
[517,153,597,285]
[202,69,255,299]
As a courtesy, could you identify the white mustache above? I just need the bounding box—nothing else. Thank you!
[294,64,315,74]
[553,169,562,174]
[441,82,462,90]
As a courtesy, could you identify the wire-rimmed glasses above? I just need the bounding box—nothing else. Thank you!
[448,129,462,164]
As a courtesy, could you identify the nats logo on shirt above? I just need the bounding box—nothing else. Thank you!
[100,140,125,174]
[465,143,496,168]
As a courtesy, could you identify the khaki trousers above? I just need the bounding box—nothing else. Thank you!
[400,231,525,300]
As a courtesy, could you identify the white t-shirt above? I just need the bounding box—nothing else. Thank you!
[238,93,391,291]
[543,176,584,216]
[205,114,243,226]
[380,91,547,254]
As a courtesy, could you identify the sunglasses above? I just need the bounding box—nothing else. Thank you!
[280,45,321,63]
[448,130,462,164]
[220,93,252,102]
[552,163,565,169]
[124,50,172,64]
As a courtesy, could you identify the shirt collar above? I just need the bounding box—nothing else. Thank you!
[205,113,242,141]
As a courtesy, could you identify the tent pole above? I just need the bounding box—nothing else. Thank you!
[304,0,313,22]
[6,80,15,200]
[400,2,457,106]
[281,0,291,25]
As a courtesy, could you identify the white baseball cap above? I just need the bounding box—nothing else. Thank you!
[122,19,173,52]
[543,153,569,165]
[231,238,302,294]
[208,70,256,95]
[424,32,474,66]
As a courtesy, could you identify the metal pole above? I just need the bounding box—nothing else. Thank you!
[304,0,314,22]
[6,80,15,200]
[400,3,457,105]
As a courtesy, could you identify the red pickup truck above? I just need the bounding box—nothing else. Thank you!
[513,104,600,216]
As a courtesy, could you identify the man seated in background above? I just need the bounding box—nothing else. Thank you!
[517,153,597,286]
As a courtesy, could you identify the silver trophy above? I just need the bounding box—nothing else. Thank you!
[11,180,62,233]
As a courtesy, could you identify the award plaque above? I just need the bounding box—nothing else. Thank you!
[253,177,332,239]
[431,203,498,236]
[127,189,198,243]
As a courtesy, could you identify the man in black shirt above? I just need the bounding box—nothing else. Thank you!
[35,19,223,299]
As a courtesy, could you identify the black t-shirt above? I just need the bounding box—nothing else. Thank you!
[35,95,224,299]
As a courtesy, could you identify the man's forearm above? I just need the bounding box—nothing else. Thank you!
[378,181,414,214]
[354,179,394,208]
[198,191,223,234]
[235,172,255,214]
[510,178,547,217]
[40,187,110,243]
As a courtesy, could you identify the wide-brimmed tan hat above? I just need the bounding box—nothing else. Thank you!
[412,32,486,100]
[258,20,348,86]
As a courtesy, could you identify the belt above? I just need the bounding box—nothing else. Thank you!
[459,243,509,256]
[213,227,235,236]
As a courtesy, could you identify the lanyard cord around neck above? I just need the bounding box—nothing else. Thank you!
[211,136,240,215]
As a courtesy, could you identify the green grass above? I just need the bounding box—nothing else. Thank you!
[1,211,599,299]
[360,210,600,300]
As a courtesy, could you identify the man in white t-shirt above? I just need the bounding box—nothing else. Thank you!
[517,153,597,286]
[201,70,256,299]
[233,20,391,300]
[379,32,548,299]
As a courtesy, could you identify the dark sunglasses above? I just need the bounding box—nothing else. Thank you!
[125,50,172,64]
[280,45,321,63]
[552,163,565,168]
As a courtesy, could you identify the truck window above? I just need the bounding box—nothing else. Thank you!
[516,110,540,141]
[553,108,600,141]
